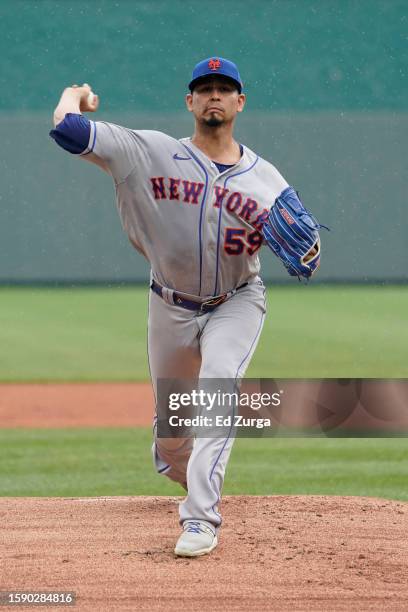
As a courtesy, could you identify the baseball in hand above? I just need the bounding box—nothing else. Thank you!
[81,84,94,105]
[83,86,99,112]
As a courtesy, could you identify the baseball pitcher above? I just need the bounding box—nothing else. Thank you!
[50,57,322,557]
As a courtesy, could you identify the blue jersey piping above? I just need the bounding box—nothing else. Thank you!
[181,143,209,296]
[213,155,259,296]
[82,120,97,155]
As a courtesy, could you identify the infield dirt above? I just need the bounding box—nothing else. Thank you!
[0,383,154,428]
[2,495,408,611]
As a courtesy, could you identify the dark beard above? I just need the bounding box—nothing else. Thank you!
[203,115,224,128]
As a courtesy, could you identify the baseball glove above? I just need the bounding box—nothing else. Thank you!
[262,186,328,280]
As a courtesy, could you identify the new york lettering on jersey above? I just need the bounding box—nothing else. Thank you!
[149,174,269,255]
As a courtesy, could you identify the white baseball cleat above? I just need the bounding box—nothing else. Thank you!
[174,521,218,557]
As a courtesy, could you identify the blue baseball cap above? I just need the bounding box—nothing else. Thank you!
[189,57,243,93]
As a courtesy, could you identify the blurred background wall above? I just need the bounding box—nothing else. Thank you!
[1,0,406,284]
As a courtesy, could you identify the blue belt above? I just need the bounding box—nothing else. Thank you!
[150,280,248,313]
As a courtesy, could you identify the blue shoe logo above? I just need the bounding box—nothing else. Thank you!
[173,153,191,161]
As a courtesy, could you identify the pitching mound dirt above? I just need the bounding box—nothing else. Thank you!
[2,495,407,611]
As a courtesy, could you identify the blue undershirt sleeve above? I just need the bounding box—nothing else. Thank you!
[49,113,91,154]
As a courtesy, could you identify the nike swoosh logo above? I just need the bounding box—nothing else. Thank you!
[173,153,191,161]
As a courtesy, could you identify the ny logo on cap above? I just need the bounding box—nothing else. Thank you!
[208,58,221,71]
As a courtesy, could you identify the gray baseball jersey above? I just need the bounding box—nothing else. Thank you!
[81,122,288,297]
[76,121,288,528]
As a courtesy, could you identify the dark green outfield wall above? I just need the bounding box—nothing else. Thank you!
[1,0,406,112]
[1,1,407,283]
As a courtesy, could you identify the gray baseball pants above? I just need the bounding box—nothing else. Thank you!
[148,280,266,531]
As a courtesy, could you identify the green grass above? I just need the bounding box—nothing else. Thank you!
[0,285,407,380]
[0,287,148,381]
[0,429,406,500]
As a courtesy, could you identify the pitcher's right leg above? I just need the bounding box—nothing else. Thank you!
[148,290,201,487]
